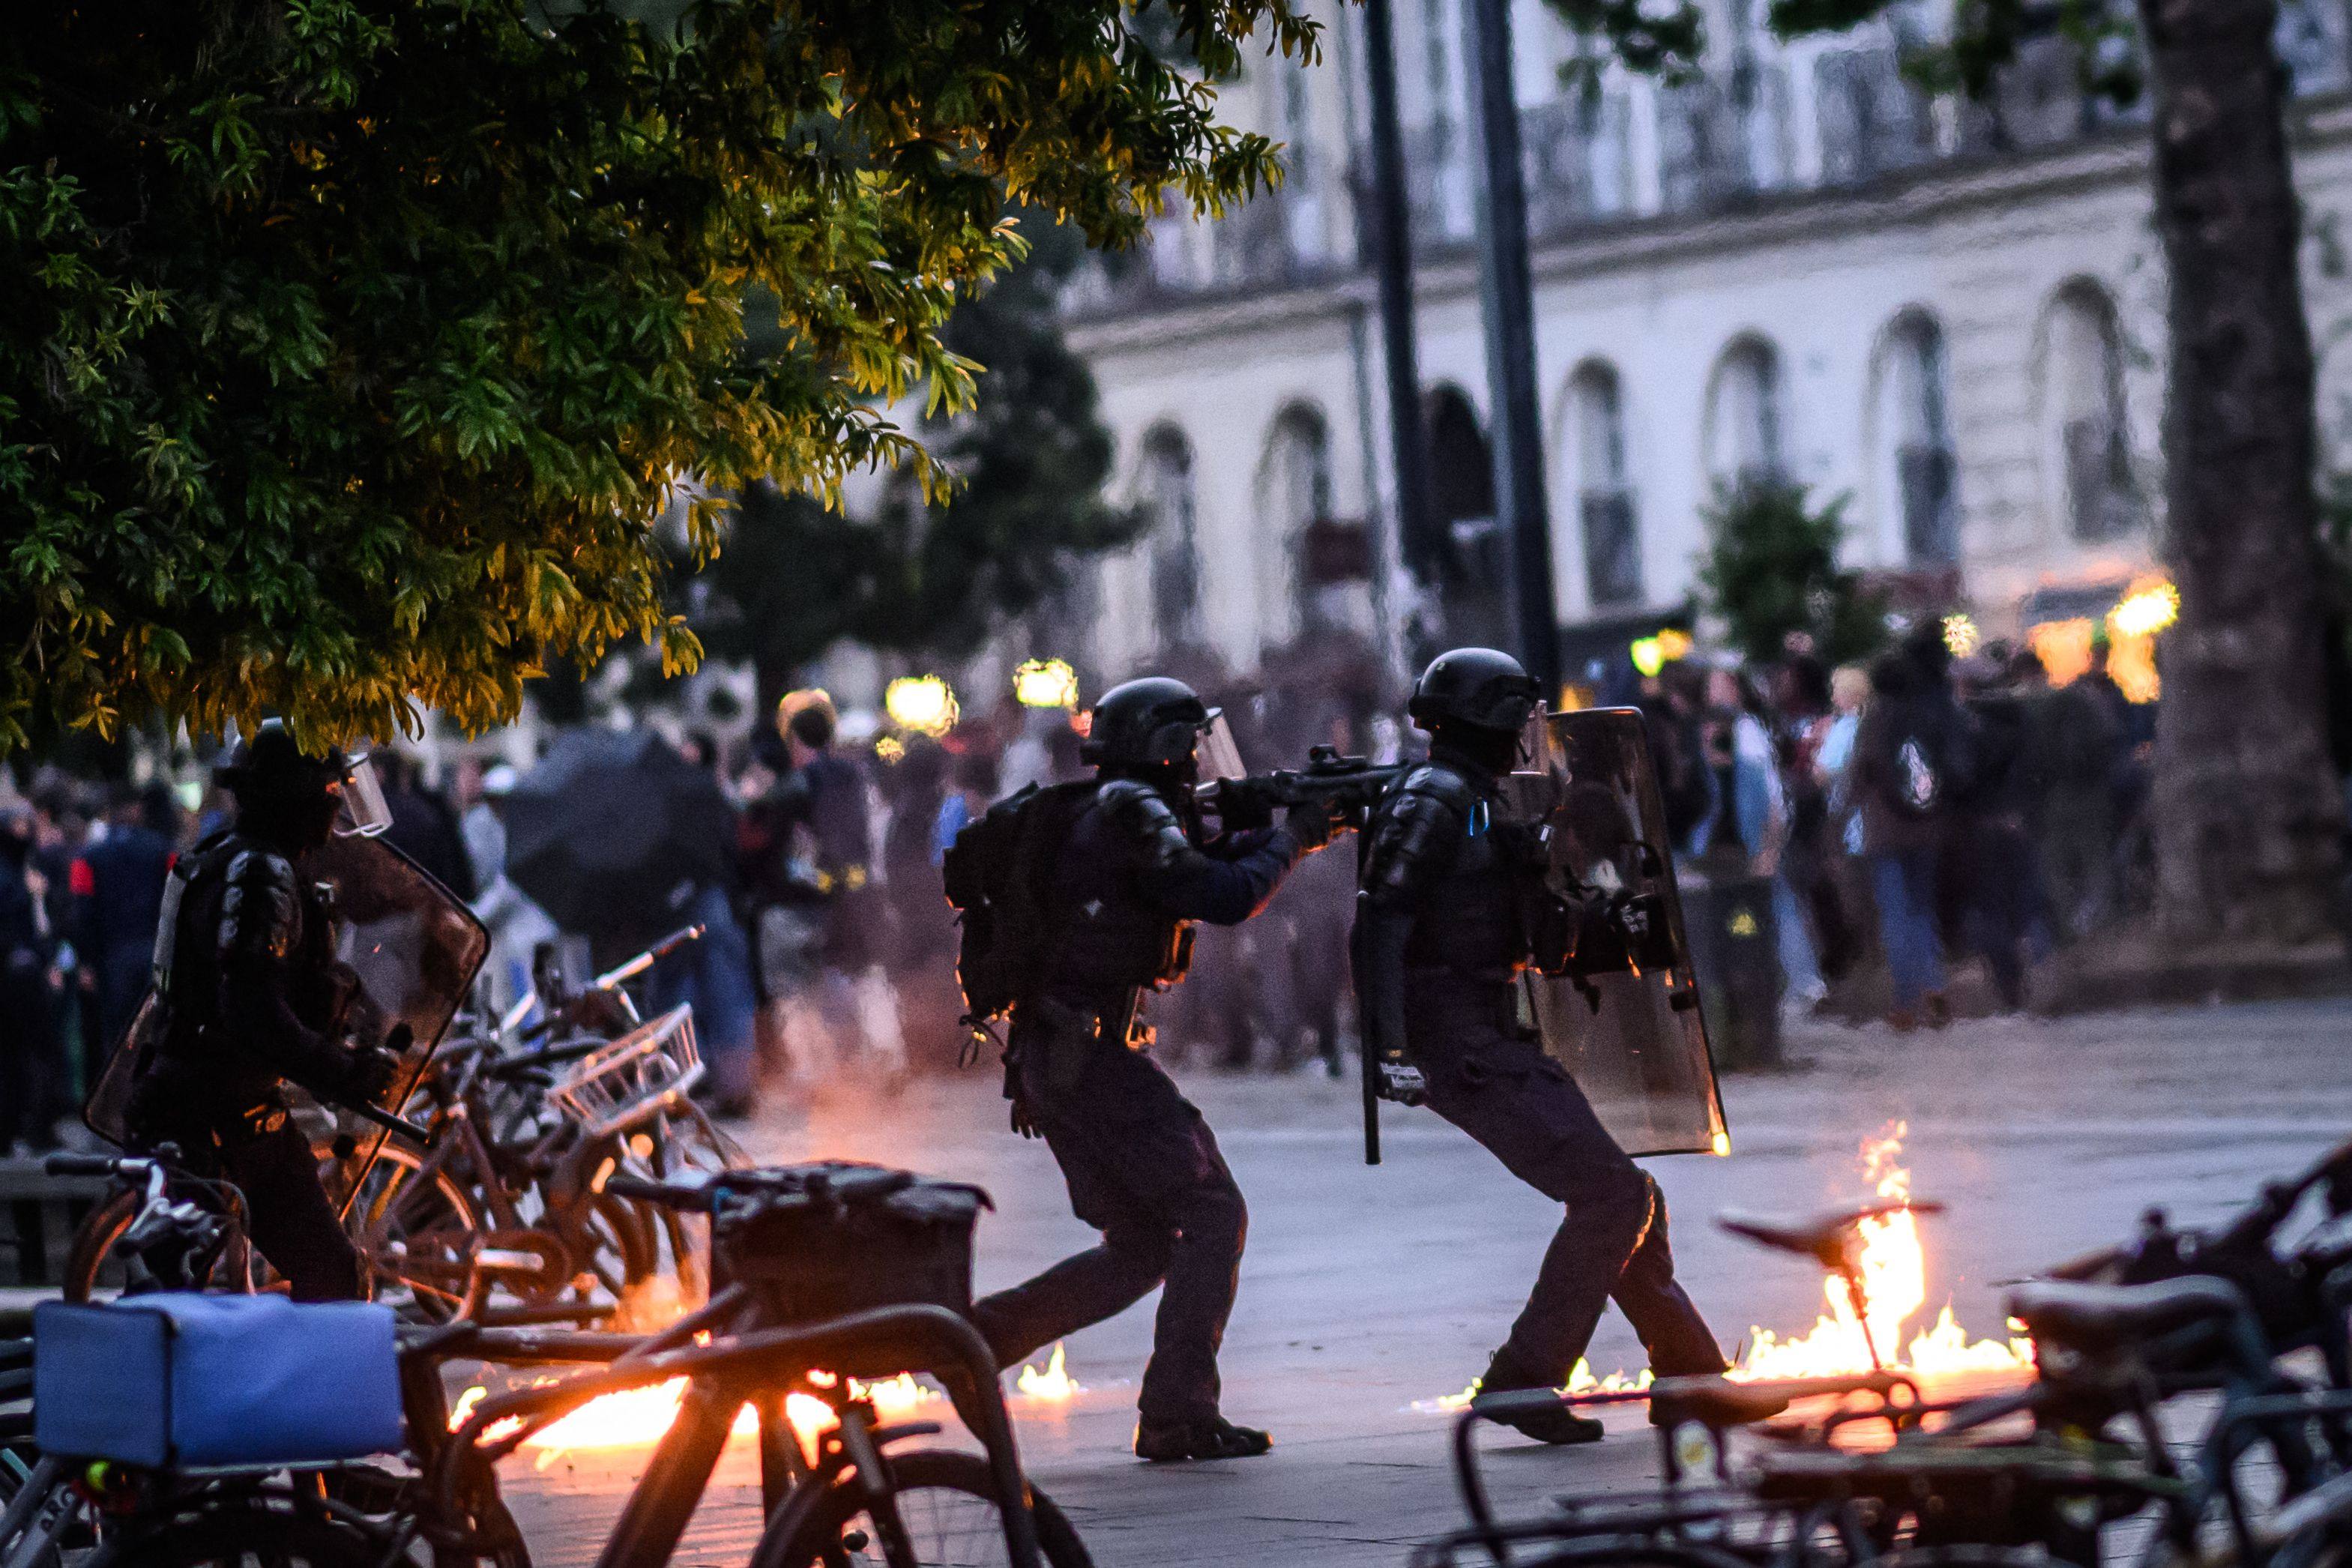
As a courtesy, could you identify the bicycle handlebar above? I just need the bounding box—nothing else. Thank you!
[43,1153,133,1178]
[592,925,705,992]
[600,1173,719,1211]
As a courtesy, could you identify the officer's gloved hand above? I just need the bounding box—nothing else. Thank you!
[1282,796,1345,854]
[1009,1092,1041,1139]
[345,1041,404,1106]
[1214,780,1276,834]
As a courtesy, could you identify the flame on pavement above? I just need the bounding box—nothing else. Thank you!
[1731,1122,2032,1381]
[1414,1120,2030,1414]
[449,1344,1085,1464]
[1014,1342,1085,1403]
[450,1369,938,1468]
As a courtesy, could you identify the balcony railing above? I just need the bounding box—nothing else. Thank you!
[1061,18,2351,320]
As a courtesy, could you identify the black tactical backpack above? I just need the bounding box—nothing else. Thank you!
[941,780,1096,1026]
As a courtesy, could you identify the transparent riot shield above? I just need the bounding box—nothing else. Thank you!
[83,834,485,1213]
[1507,708,1729,1158]
[304,833,487,1212]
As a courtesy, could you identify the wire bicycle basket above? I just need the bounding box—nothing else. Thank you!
[545,1006,705,1139]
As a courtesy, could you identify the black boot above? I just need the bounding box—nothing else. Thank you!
[1476,1351,1602,1447]
[1133,1415,1273,1462]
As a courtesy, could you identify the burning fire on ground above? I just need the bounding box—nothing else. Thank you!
[1415,1121,2030,1414]
[450,1343,1086,1466]
[1731,1122,2031,1381]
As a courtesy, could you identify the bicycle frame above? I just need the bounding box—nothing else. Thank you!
[425,1302,1042,1568]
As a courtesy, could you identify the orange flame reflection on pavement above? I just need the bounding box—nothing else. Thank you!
[450,1344,1086,1464]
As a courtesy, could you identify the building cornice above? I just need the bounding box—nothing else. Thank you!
[1067,92,2352,360]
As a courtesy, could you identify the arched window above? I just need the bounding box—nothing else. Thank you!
[1705,337,1785,486]
[2045,281,2143,542]
[1263,405,1356,637]
[1567,362,1644,608]
[1423,384,1511,648]
[1139,424,1204,651]
[1873,311,1958,565]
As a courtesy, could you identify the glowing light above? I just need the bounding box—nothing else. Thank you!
[1730,1121,2033,1381]
[2108,635,2160,704]
[1014,1342,1085,1402]
[884,675,959,738]
[1629,637,1665,678]
[1941,614,1979,657]
[1014,658,1079,710]
[449,1369,938,1468]
[2108,579,2179,639]
[2027,618,2097,687]
[1710,1130,1731,1157]
[1657,628,1693,661]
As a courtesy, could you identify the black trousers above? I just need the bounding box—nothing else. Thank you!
[971,1038,1246,1427]
[1409,987,1724,1387]
[133,1088,366,1303]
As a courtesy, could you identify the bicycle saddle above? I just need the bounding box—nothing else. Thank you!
[2004,1276,2252,1358]
[1717,1200,1946,1268]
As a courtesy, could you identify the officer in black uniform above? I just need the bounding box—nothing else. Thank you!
[1355,649,1727,1445]
[970,676,1341,1462]
[124,721,401,1301]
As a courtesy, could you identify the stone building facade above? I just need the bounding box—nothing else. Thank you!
[1056,0,2352,692]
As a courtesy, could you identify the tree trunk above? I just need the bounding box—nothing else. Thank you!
[2141,0,2346,947]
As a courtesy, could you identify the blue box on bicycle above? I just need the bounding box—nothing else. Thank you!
[33,1294,405,1468]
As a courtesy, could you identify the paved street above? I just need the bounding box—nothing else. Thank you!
[503,998,2352,1567]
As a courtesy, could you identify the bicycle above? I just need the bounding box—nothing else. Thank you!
[51,1162,1092,1568]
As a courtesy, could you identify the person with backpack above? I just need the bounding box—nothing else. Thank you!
[950,675,1342,1462]
[1851,625,1973,1029]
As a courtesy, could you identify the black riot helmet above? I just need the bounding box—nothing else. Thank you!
[1408,648,1543,736]
[218,720,387,849]
[1082,677,1213,778]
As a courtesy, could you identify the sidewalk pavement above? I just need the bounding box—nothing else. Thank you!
[502,997,2352,1567]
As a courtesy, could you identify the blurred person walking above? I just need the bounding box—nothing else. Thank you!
[2018,651,2122,940]
[1852,627,1973,1028]
[379,753,477,899]
[1698,666,1826,1009]
[880,736,964,1073]
[1950,654,2048,1011]
[70,783,179,1063]
[462,762,559,1023]
[0,812,64,1154]
[767,691,901,1082]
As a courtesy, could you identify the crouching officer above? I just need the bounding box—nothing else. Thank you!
[124,721,402,1301]
[968,677,1342,1462]
[1354,650,1727,1444]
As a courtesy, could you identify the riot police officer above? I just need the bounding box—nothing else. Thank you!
[124,721,401,1301]
[1355,650,1727,1444]
[969,676,1340,1462]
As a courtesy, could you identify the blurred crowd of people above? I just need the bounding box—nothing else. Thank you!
[1637,621,2156,1028]
[0,622,2155,1154]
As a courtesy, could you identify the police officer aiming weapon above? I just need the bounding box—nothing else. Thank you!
[945,676,1342,1462]
[119,722,408,1301]
[1353,649,1730,1447]
[1195,744,1402,829]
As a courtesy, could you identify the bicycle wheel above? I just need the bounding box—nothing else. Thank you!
[753,1450,1094,1568]
[346,1145,486,1322]
[88,1500,385,1568]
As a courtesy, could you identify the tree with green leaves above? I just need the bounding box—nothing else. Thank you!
[1552,0,2343,956]
[1698,477,1884,667]
[1,0,1312,753]
[687,219,1136,714]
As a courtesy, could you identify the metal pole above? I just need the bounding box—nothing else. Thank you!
[1360,0,1435,660]
[1461,0,1563,696]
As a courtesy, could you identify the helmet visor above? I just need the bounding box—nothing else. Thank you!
[334,753,393,838]
[1195,712,1248,785]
